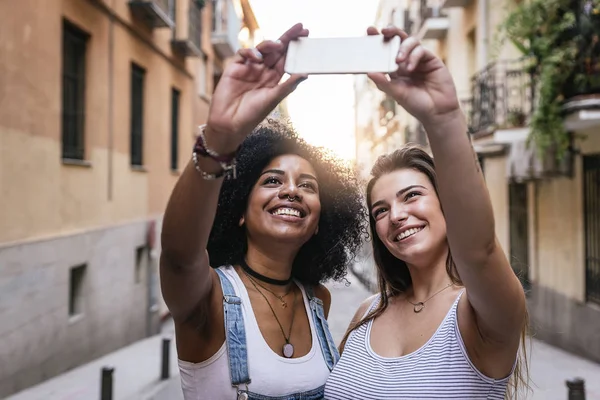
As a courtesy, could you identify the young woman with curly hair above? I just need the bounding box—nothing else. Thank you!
[325,26,529,399]
[159,24,367,400]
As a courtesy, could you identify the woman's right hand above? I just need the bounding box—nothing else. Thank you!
[205,23,309,153]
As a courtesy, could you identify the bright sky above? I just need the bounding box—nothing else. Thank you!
[249,0,379,161]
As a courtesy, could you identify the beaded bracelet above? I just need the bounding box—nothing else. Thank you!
[193,124,239,163]
[192,124,238,180]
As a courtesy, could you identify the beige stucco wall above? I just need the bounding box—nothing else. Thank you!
[535,171,584,300]
[533,131,600,301]
[0,0,210,245]
[478,130,600,302]
[483,156,510,254]
[439,2,478,96]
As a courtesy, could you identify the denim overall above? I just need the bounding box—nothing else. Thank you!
[215,268,340,400]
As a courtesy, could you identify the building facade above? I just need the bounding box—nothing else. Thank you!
[355,0,600,363]
[354,0,429,184]
[0,0,256,396]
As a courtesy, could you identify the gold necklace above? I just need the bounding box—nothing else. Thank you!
[246,275,298,358]
[405,283,454,313]
[244,271,292,308]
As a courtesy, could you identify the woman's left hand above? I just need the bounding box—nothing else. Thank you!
[367,26,461,125]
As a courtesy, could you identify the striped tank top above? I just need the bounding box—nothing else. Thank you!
[324,291,511,399]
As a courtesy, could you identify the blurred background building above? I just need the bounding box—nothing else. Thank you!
[0,0,258,396]
[354,0,600,365]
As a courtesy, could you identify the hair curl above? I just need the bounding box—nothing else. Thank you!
[207,118,369,285]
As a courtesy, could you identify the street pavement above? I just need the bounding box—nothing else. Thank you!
[7,272,600,400]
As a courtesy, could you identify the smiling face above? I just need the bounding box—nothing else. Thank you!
[369,168,447,267]
[242,154,321,248]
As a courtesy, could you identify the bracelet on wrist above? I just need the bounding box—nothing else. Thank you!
[192,151,237,180]
[191,124,238,180]
[193,124,239,163]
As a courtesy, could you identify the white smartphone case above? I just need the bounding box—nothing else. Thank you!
[284,36,401,75]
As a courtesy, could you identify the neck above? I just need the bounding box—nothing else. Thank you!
[406,246,453,301]
[242,242,298,288]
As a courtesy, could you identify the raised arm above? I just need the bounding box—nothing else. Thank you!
[367,26,526,345]
[160,24,309,324]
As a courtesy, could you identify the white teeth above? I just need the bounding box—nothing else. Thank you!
[396,227,423,241]
[272,207,302,217]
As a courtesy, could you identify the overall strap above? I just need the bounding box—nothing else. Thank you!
[215,268,251,389]
[304,284,340,371]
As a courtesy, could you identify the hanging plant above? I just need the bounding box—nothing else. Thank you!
[499,0,600,161]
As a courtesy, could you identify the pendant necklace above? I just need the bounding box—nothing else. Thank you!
[246,274,298,358]
[406,282,454,313]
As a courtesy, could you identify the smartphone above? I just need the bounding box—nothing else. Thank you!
[284,35,401,75]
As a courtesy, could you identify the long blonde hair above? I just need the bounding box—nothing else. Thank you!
[340,145,531,399]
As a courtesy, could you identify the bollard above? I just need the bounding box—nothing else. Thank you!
[100,366,114,400]
[566,378,586,400]
[161,337,170,380]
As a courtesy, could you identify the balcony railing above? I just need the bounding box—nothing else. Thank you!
[403,9,413,34]
[171,0,203,57]
[211,0,241,58]
[407,123,429,147]
[440,0,473,9]
[462,59,535,134]
[412,0,448,39]
[128,0,174,28]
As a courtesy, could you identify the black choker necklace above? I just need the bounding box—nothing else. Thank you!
[240,258,292,286]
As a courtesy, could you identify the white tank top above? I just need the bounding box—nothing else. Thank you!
[177,266,330,399]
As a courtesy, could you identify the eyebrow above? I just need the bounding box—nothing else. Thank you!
[260,169,318,181]
[370,184,427,211]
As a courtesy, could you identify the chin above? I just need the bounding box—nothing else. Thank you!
[391,242,432,263]
[268,229,313,245]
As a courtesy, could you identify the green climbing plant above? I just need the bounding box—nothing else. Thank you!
[498,0,600,160]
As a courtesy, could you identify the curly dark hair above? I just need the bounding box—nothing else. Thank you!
[207,118,369,285]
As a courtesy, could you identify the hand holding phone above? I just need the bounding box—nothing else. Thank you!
[284,35,401,75]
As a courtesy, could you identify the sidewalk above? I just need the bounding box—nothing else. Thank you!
[5,326,181,400]
[6,272,600,400]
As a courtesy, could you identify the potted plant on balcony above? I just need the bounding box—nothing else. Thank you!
[500,0,600,160]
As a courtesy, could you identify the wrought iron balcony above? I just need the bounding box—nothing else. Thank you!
[171,0,203,57]
[406,123,429,147]
[440,0,473,9]
[462,59,535,134]
[403,9,413,34]
[211,0,242,59]
[128,0,174,28]
[413,0,449,40]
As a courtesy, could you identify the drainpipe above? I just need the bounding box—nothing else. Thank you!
[478,0,488,69]
[107,1,115,201]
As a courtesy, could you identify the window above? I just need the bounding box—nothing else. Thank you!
[62,20,89,160]
[212,0,221,32]
[69,264,86,317]
[169,0,177,22]
[467,28,477,81]
[197,54,208,96]
[583,154,600,305]
[130,63,146,166]
[171,87,180,171]
[509,182,530,291]
[213,73,222,93]
[135,246,146,284]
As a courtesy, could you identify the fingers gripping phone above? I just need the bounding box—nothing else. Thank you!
[284,35,401,75]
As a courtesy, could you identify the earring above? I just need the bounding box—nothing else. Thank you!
[314,226,319,236]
